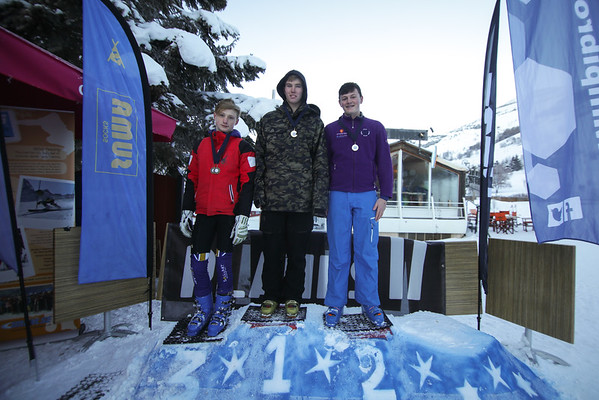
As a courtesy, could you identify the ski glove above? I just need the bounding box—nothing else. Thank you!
[230,215,249,245]
[180,210,195,238]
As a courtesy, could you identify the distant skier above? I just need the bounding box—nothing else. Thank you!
[36,196,60,209]
[179,99,256,337]
[323,82,393,328]
[34,185,60,209]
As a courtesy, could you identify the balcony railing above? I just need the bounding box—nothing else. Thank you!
[385,197,467,220]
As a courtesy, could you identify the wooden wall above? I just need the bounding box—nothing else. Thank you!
[486,238,575,343]
[444,241,479,315]
[53,227,152,323]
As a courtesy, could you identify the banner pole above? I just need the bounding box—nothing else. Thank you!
[478,0,501,330]
[1,119,38,380]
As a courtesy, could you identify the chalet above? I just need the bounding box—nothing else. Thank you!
[380,140,468,239]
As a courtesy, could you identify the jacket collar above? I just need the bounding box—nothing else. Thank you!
[211,129,241,138]
[340,112,364,123]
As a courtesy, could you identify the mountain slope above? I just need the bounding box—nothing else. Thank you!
[419,100,527,197]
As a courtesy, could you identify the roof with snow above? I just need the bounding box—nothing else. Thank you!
[0,26,176,142]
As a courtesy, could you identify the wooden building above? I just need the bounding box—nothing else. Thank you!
[380,140,468,239]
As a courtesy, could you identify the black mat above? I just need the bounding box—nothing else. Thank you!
[163,316,224,344]
[241,305,307,323]
[325,312,393,332]
[58,371,122,400]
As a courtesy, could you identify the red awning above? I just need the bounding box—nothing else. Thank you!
[0,26,176,142]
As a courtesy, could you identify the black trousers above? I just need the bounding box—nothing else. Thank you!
[191,214,235,254]
[259,211,313,303]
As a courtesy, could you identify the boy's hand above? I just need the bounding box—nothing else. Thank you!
[231,215,249,245]
[373,198,387,221]
[180,210,195,238]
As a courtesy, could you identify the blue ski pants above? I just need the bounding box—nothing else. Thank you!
[325,190,381,308]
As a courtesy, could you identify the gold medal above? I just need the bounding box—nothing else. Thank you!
[211,166,220,174]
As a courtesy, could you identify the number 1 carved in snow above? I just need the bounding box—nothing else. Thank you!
[262,335,291,394]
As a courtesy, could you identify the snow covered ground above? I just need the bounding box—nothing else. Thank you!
[455,229,599,400]
[0,227,597,400]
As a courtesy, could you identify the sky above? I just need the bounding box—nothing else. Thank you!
[218,0,517,134]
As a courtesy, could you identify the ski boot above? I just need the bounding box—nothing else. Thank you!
[187,294,213,336]
[207,293,233,337]
[260,300,278,316]
[362,305,385,327]
[285,300,299,318]
[324,306,343,327]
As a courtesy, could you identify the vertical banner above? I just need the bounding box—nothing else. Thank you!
[81,0,152,283]
[506,0,599,244]
[478,0,500,295]
[0,131,18,272]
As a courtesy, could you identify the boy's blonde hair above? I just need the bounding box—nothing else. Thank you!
[215,99,241,118]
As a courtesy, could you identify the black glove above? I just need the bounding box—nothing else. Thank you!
[314,208,327,218]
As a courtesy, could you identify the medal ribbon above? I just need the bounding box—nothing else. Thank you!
[338,116,363,145]
[283,104,308,133]
[210,130,233,166]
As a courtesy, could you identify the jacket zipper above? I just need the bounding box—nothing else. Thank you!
[352,119,356,192]
[228,184,234,203]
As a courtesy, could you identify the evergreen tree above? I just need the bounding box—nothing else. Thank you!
[509,155,523,171]
[0,0,265,176]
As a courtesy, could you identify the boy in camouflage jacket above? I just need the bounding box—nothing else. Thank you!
[254,69,328,317]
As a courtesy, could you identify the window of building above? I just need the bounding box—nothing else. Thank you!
[401,152,429,206]
[431,166,459,206]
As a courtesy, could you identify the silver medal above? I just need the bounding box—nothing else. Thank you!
[290,130,297,138]
[211,166,220,174]
[352,143,359,152]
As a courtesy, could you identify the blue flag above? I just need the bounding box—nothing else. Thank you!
[0,133,19,272]
[506,0,599,244]
[80,0,151,283]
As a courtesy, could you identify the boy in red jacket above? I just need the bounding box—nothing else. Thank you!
[180,99,255,337]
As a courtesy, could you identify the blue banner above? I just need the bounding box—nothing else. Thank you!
[0,132,18,272]
[80,0,150,283]
[506,0,599,244]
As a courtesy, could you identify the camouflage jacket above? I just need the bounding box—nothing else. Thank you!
[254,103,329,215]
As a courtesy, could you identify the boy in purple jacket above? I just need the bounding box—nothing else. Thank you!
[323,82,393,328]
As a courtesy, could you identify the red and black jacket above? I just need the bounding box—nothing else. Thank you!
[182,129,255,217]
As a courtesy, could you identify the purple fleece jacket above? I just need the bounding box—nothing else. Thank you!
[324,113,393,199]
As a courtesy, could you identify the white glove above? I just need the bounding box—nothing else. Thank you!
[180,210,195,238]
[230,215,249,245]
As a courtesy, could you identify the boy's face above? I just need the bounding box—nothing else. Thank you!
[339,88,363,118]
[284,77,304,109]
[214,108,239,133]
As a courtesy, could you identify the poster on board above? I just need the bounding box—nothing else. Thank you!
[0,106,78,342]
